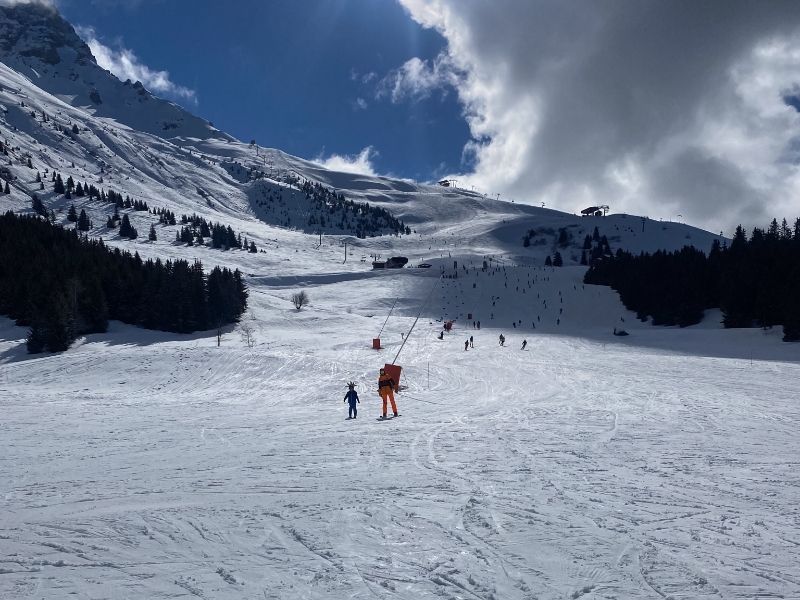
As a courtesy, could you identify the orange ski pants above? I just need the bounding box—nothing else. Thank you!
[381,390,398,415]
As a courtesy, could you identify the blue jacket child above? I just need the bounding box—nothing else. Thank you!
[344,383,360,419]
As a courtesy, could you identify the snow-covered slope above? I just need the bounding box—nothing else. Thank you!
[0,1,228,141]
[3,4,799,599]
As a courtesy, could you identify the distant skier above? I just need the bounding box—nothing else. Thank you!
[378,368,399,418]
[344,382,360,419]
[438,330,444,340]
[465,340,469,351]
[470,335,474,348]
[499,334,505,346]
[521,340,527,350]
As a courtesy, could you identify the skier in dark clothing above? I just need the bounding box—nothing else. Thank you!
[521,340,527,350]
[465,340,469,351]
[470,335,474,348]
[344,382,360,419]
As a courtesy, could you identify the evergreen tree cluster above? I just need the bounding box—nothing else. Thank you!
[300,181,408,238]
[583,218,800,340]
[48,171,149,211]
[177,213,256,251]
[252,180,409,237]
[0,212,249,354]
[156,207,177,225]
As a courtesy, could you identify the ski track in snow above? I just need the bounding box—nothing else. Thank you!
[2,294,799,599]
[1,44,800,600]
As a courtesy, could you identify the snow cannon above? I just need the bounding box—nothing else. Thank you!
[383,363,402,392]
[373,338,382,349]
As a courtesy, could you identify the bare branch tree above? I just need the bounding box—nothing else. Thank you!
[239,310,257,349]
[291,290,309,310]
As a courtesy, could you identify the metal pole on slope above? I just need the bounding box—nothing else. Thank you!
[392,274,443,365]
[377,297,399,339]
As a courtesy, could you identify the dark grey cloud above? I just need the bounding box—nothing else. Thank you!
[397,0,800,232]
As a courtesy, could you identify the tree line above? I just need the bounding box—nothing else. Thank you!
[583,218,800,341]
[0,212,249,354]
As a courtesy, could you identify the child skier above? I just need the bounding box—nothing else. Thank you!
[378,368,399,418]
[344,382,359,419]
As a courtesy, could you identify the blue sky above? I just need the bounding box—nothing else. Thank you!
[58,0,471,181]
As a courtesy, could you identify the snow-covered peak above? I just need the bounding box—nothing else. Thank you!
[0,0,230,142]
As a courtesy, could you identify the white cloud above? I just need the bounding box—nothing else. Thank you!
[353,97,368,111]
[0,0,59,11]
[376,52,462,103]
[76,26,197,105]
[395,0,800,233]
[314,147,378,176]
[362,72,377,84]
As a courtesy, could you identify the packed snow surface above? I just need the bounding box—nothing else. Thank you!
[2,262,799,599]
[2,12,800,598]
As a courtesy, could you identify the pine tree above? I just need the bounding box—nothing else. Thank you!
[149,224,157,241]
[72,124,79,134]
[31,194,46,216]
[77,209,90,231]
[593,226,600,242]
[545,255,552,266]
[581,250,588,265]
[54,174,65,194]
[781,218,791,240]
[36,171,41,183]
[583,234,592,249]
[732,225,747,248]
[106,215,115,228]
[119,214,133,237]
[3,181,9,194]
[249,241,257,253]
[553,251,563,267]
[67,204,78,222]
[26,321,46,354]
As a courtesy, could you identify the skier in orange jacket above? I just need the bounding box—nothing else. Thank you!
[378,368,398,418]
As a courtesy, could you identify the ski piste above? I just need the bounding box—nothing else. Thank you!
[1,3,799,599]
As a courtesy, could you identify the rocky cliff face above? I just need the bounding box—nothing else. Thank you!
[0,1,93,67]
[0,0,230,142]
